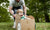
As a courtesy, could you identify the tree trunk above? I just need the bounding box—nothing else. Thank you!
[44,13,50,22]
[35,16,39,22]
[41,17,42,22]
[37,17,39,22]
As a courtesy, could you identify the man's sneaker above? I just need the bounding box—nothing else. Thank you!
[12,25,16,28]
[12,21,16,28]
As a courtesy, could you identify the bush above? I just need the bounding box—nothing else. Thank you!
[0,6,11,22]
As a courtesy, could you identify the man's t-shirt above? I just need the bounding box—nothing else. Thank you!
[9,0,25,7]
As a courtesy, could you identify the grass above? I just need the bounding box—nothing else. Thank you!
[0,22,50,30]
[0,22,15,30]
[36,23,50,30]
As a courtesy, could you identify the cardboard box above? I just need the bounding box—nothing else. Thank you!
[15,14,35,30]
[20,19,35,30]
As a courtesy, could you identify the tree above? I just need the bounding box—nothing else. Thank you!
[0,0,11,22]
[25,0,50,22]
[39,0,50,22]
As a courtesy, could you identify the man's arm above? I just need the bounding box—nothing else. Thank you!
[22,0,26,16]
[9,0,14,15]
[23,5,26,17]
[9,6,16,17]
[9,6,14,15]
[9,0,16,17]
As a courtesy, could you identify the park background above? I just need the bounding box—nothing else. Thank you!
[0,0,50,30]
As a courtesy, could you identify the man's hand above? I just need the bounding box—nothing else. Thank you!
[13,14,16,17]
[24,15,26,17]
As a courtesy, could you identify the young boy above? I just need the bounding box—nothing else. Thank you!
[17,9,25,20]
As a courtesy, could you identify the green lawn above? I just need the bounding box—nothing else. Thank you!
[36,23,50,30]
[0,22,50,30]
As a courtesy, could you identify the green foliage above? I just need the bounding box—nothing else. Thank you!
[25,0,50,22]
[0,0,11,22]
[0,0,9,4]
[0,6,11,22]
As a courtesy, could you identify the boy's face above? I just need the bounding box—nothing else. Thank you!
[17,9,23,17]
[19,12,23,17]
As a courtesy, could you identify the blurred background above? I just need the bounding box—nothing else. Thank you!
[0,0,50,30]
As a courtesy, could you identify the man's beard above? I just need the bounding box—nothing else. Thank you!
[16,0,20,2]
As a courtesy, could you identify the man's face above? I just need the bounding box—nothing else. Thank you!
[16,0,20,2]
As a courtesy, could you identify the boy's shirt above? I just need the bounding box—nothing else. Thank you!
[21,15,25,19]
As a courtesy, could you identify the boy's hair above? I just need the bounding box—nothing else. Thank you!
[16,9,23,14]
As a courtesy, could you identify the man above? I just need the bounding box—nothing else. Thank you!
[9,0,26,28]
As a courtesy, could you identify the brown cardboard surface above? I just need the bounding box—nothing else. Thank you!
[15,14,35,30]
[20,19,35,30]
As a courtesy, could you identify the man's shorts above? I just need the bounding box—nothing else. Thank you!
[12,6,23,14]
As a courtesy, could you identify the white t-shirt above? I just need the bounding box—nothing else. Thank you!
[9,0,25,7]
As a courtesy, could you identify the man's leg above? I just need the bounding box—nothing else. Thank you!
[13,17,16,28]
[13,9,17,28]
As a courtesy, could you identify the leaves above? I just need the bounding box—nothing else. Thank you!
[0,0,11,22]
[25,0,50,22]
